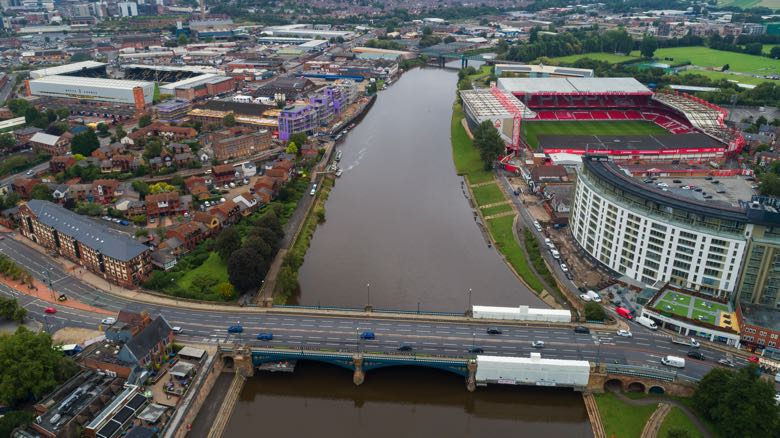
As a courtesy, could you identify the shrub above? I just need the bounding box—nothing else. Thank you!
[584,302,606,321]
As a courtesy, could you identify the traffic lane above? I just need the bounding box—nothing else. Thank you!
[0,282,103,332]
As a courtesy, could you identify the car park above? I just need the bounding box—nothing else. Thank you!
[617,329,633,337]
[486,327,503,335]
[574,326,590,334]
[531,340,545,348]
[101,317,116,325]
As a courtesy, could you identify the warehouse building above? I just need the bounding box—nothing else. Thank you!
[159,74,235,101]
[26,75,154,112]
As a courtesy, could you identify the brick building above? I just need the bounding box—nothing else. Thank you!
[210,126,272,161]
[91,179,120,204]
[12,177,42,199]
[18,200,152,288]
[166,221,207,253]
[128,122,197,143]
[145,191,182,218]
[29,132,71,156]
[49,155,76,174]
[212,164,238,185]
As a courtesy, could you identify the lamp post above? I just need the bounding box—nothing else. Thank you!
[365,283,372,312]
[465,288,472,317]
[44,269,55,301]
[356,328,360,353]
[472,331,476,350]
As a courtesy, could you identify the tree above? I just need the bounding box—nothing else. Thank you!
[228,247,268,292]
[422,26,432,36]
[216,282,235,300]
[276,265,299,297]
[148,182,176,194]
[472,120,505,169]
[143,140,163,160]
[138,114,152,128]
[289,132,307,147]
[0,410,35,437]
[7,99,31,117]
[771,46,780,59]
[96,123,110,137]
[583,302,606,321]
[177,33,189,46]
[244,235,272,260]
[223,114,236,127]
[285,141,298,155]
[722,63,730,71]
[215,227,241,261]
[0,327,80,406]
[115,125,127,140]
[693,365,779,438]
[0,132,16,151]
[70,130,100,156]
[46,122,68,136]
[640,36,657,58]
[132,181,149,198]
[190,273,219,295]
[443,36,456,43]
[55,108,70,120]
[70,53,91,63]
[30,184,52,201]
[250,226,281,252]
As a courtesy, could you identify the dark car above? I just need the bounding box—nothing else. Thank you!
[227,324,243,334]
[574,326,590,334]
[486,327,503,335]
[687,350,705,360]
[256,332,273,341]
[397,345,413,351]
[359,331,375,340]
[468,347,484,354]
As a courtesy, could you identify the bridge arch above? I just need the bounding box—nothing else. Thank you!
[627,381,647,393]
[604,378,623,392]
[648,385,666,395]
[361,361,468,377]
[222,356,234,369]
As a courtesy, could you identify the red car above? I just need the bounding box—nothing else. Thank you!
[44,307,56,314]
[748,355,760,364]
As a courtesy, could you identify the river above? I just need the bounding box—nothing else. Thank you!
[223,362,592,437]
[297,67,544,311]
[220,68,590,437]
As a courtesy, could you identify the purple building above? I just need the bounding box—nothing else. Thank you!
[278,86,345,141]
[154,98,192,123]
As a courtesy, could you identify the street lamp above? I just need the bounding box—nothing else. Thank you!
[365,283,371,311]
[356,328,360,353]
[465,288,472,317]
[472,331,476,350]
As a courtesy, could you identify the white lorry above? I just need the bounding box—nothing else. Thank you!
[671,336,700,348]
[635,316,658,330]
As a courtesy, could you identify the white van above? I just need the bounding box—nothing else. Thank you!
[661,355,686,368]
[775,373,780,384]
[587,290,601,303]
[636,316,658,330]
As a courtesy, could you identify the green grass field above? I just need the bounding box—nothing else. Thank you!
[177,252,228,291]
[763,44,780,55]
[595,392,657,438]
[694,298,729,312]
[691,311,716,325]
[679,69,773,86]
[472,184,505,206]
[656,300,691,318]
[481,203,513,217]
[639,47,780,74]
[546,52,640,64]
[487,215,545,293]
[658,407,704,438]
[450,103,493,184]
[719,0,780,8]
[523,121,667,148]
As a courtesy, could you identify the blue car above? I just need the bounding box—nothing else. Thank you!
[227,325,243,334]
[359,331,375,340]
[257,332,273,341]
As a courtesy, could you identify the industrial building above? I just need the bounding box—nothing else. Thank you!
[262,24,355,40]
[30,60,108,79]
[570,155,780,298]
[159,74,235,101]
[475,354,590,388]
[26,75,154,112]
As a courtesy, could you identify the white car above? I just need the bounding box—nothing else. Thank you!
[101,317,116,326]
[531,340,545,348]
[560,263,569,273]
[550,249,560,260]
[617,329,633,337]
[172,326,183,334]
[580,293,592,302]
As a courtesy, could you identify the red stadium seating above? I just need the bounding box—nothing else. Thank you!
[573,111,593,120]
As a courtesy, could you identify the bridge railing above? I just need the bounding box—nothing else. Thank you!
[219,343,470,363]
[270,304,463,317]
[604,363,678,382]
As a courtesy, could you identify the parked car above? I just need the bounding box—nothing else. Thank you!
[580,293,592,302]
[573,326,590,334]
[486,327,503,335]
[227,324,244,334]
[560,263,569,273]
[257,332,273,341]
[101,317,116,326]
[617,329,633,337]
[359,331,375,340]
[531,340,545,348]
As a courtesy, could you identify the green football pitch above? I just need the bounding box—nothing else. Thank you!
[523,121,668,148]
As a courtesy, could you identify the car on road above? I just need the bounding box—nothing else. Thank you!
[172,326,183,334]
[748,355,760,364]
[26,170,33,176]
[101,317,116,326]
[616,329,633,337]
[531,340,545,348]
[257,332,273,341]
[468,347,484,354]
[560,263,569,273]
[227,324,244,334]
[310,184,318,196]
[687,350,705,360]
[579,293,592,302]
[0,235,4,240]
[397,345,413,351]
[57,294,67,302]
[359,331,375,340]
[573,326,590,334]
[486,327,503,335]
[718,358,735,367]
[44,307,56,314]
[533,221,542,232]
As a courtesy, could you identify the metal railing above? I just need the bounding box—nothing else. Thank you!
[271,304,463,317]
[604,363,678,382]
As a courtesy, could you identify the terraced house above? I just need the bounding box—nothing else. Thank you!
[18,200,152,288]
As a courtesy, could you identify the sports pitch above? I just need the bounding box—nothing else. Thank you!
[523,120,668,148]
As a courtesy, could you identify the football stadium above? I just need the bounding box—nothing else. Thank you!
[460,77,744,164]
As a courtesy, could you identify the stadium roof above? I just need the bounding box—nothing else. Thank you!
[122,64,221,75]
[29,75,152,90]
[30,61,107,79]
[160,74,227,91]
[497,77,651,95]
[25,200,150,261]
